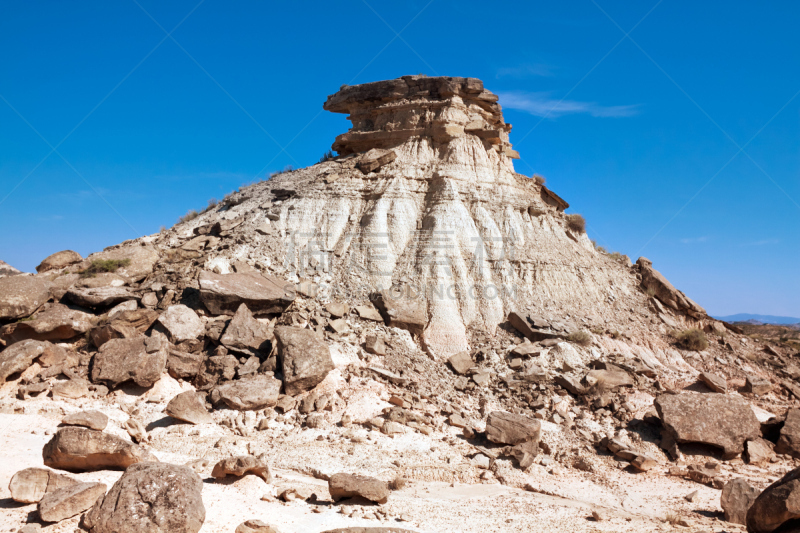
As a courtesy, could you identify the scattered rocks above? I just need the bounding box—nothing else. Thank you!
[85,462,205,533]
[655,392,761,457]
[38,481,107,523]
[62,410,108,431]
[274,326,334,396]
[166,390,214,424]
[42,427,157,471]
[328,473,390,504]
[212,455,272,482]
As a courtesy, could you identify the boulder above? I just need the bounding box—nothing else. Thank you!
[745,438,776,466]
[36,250,83,273]
[776,409,800,458]
[38,481,107,523]
[220,303,272,357]
[211,455,272,482]
[9,467,78,503]
[88,309,160,348]
[156,304,204,343]
[0,303,94,343]
[374,289,427,335]
[194,353,238,390]
[216,374,282,410]
[166,390,214,424]
[328,473,390,504]
[84,462,204,533]
[85,245,159,282]
[0,339,48,383]
[655,392,761,457]
[636,257,705,318]
[356,148,396,173]
[485,411,541,446]
[274,326,334,396]
[62,410,109,431]
[0,275,51,320]
[699,371,728,393]
[167,348,205,380]
[746,466,800,532]
[448,351,473,375]
[199,270,293,316]
[236,520,282,533]
[745,374,773,395]
[42,427,157,472]
[66,286,137,309]
[721,478,760,525]
[90,334,168,388]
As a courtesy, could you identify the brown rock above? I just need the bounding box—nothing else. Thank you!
[747,465,800,532]
[326,302,349,318]
[356,148,396,173]
[699,371,727,393]
[65,286,137,309]
[485,411,541,446]
[90,334,168,388]
[631,454,657,471]
[355,305,383,322]
[584,369,633,390]
[156,304,204,343]
[374,289,427,335]
[0,274,51,320]
[36,250,83,273]
[167,348,205,380]
[236,520,282,533]
[51,379,91,399]
[721,478,760,525]
[745,374,773,395]
[448,351,473,375]
[655,392,760,457]
[220,303,272,357]
[0,339,48,383]
[776,409,800,458]
[0,303,94,343]
[42,427,157,472]
[211,455,272,482]
[216,374,282,410]
[745,438,776,466]
[62,410,109,431]
[328,473,389,504]
[274,326,334,396]
[85,462,204,533]
[38,481,107,523]
[166,390,214,424]
[199,270,293,316]
[88,309,159,348]
[9,467,78,504]
[194,353,238,390]
[364,335,386,356]
[637,257,705,318]
[84,245,159,282]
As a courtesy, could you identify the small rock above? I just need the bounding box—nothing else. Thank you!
[328,473,389,504]
[62,410,108,431]
[211,456,272,482]
[235,520,282,533]
[38,481,107,523]
[9,467,78,504]
[166,391,214,425]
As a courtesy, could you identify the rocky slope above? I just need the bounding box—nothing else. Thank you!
[0,75,799,533]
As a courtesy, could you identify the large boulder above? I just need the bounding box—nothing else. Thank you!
[90,334,168,388]
[84,462,205,533]
[156,304,204,343]
[65,286,138,309]
[220,303,272,357]
[776,409,800,458]
[84,245,159,282]
[165,390,214,424]
[720,478,760,525]
[374,288,427,336]
[38,481,107,523]
[328,473,390,504]
[654,392,760,457]
[637,257,705,318]
[43,427,157,471]
[0,275,51,319]
[273,326,334,396]
[216,374,282,410]
[747,465,800,532]
[0,339,49,383]
[8,467,78,503]
[36,250,83,273]
[485,411,542,446]
[199,271,293,317]
[0,303,94,343]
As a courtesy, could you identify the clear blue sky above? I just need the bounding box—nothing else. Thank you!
[1,1,798,317]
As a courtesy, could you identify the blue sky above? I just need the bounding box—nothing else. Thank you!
[1,1,798,317]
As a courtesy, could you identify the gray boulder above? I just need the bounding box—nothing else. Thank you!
[66,286,137,309]
[274,326,334,396]
[655,392,760,457]
[199,271,293,316]
[485,411,541,446]
[85,462,204,533]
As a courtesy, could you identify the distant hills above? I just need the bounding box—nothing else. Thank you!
[714,313,800,325]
